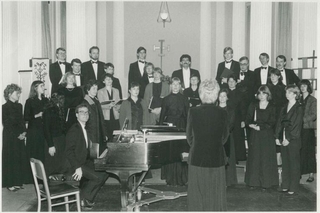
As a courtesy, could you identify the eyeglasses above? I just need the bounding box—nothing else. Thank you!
[78,111,89,115]
[240,63,248,66]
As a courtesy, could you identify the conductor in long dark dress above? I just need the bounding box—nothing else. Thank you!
[187,79,229,211]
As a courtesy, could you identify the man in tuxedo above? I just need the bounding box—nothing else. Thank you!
[65,104,108,210]
[82,46,105,88]
[253,52,275,93]
[128,46,147,93]
[71,58,85,87]
[104,63,123,99]
[237,56,255,102]
[215,47,240,88]
[276,55,300,86]
[49,48,72,94]
[171,54,200,90]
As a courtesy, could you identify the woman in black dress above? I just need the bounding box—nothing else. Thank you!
[227,75,247,161]
[217,88,237,186]
[299,80,317,182]
[275,85,303,195]
[2,84,28,191]
[267,69,287,165]
[57,72,84,131]
[43,93,70,179]
[24,80,49,164]
[159,77,189,186]
[183,74,201,108]
[245,85,278,189]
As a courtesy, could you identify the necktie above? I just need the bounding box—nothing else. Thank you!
[261,67,267,69]
[139,60,146,64]
[91,61,97,64]
[240,71,244,76]
[59,61,66,65]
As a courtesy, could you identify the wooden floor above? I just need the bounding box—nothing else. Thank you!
[1,162,316,211]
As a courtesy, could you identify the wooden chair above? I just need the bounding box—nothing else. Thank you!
[30,158,81,212]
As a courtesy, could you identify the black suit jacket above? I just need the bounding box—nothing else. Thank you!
[49,61,72,94]
[171,68,201,89]
[216,60,240,87]
[253,66,275,93]
[282,68,300,85]
[65,121,92,171]
[112,77,123,99]
[187,104,229,167]
[128,61,144,88]
[82,60,105,88]
[237,70,255,104]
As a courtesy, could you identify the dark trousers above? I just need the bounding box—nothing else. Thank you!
[281,144,301,192]
[81,160,108,202]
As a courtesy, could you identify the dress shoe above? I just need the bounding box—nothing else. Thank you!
[277,188,288,192]
[306,177,314,182]
[81,199,95,208]
[7,187,18,192]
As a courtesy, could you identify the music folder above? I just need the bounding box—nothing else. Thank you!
[148,96,163,110]
[220,68,234,78]
[100,99,123,105]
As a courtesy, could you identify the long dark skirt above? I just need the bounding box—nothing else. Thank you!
[161,162,188,186]
[233,114,246,161]
[226,134,238,186]
[300,129,317,174]
[188,165,227,211]
[44,135,71,176]
[245,128,278,188]
[2,132,29,187]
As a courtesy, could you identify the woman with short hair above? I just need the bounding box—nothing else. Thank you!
[2,84,29,191]
[245,85,278,189]
[83,80,108,154]
[143,67,170,125]
[187,79,229,211]
[299,80,317,182]
[275,85,304,195]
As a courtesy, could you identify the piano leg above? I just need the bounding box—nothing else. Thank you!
[118,171,130,211]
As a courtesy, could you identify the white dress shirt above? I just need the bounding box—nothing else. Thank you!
[225,60,232,70]
[91,60,98,80]
[58,61,66,74]
[239,70,247,81]
[280,69,287,85]
[75,75,81,87]
[79,122,88,148]
[261,66,269,84]
[182,67,190,88]
[138,60,145,77]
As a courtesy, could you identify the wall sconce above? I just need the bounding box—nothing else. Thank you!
[157,2,171,28]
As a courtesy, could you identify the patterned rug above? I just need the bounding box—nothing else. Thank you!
[27,183,316,211]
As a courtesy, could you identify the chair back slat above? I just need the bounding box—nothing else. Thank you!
[30,158,51,198]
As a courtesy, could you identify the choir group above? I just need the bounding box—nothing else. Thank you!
[2,45,317,211]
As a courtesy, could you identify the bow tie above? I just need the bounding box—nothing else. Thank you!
[91,61,98,64]
[139,60,146,64]
[59,61,66,65]
[225,60,232,64]
[279,69,284,72]
[74,73,81,76]
[148,75,154,78]
[261,67,267,69]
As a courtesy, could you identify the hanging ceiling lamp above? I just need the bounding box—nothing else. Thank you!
[157,2,172,28]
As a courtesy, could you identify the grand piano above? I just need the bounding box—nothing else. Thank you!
[94,125,190,211]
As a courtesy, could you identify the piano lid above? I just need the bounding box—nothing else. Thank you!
[140,125,185,133]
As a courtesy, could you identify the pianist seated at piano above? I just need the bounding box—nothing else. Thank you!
[159,77,189,186]
[119,82,148,130]
[65,104,108,210]
[183,74,201,108]
[97,73,121,141]
[186,79,229,211]
[143,67,170,125]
